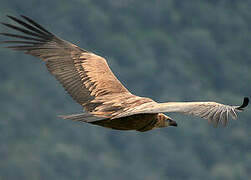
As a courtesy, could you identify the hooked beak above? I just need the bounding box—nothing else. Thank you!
[166,118,178,127]
[169,120,178,127]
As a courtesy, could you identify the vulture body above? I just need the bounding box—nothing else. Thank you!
[0,15,249,132]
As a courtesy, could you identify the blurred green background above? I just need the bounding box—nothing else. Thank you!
[0,0,250,180]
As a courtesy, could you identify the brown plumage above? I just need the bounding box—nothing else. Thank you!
[0,15,249,132]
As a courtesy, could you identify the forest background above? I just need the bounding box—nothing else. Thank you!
[0,0,250,179]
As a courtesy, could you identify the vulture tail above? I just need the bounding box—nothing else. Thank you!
[58,113,107,123]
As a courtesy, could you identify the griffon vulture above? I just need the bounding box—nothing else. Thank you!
[0,15,249,132]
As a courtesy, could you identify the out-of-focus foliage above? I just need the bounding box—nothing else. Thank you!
[0,0,250,180]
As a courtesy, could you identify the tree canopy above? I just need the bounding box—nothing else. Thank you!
[0,0,250,179]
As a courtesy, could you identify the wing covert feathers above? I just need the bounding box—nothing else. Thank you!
[116,97,249,127]
[0,15,129,112]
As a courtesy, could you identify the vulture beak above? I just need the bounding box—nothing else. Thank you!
[170,120,178,127]
[166,119,178,127]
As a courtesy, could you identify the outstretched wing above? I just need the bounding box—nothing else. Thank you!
[114,98,249,127]
[0,15,130,112]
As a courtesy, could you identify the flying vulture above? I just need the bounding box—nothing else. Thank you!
[0,15,249,132]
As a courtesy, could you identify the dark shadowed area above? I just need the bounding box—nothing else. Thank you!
[0,0,250,180]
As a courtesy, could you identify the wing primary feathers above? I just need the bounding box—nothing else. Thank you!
[1,22,47,39]
[212,107,223,127]
[4,45,51,51]
[0,16,56,51]
[219,110,227,127]
[0,33,46,42]
[236,97,249,110]
[0,40,43,45]
[7,15,49,36]
[229,108,237,120]
[20,15,53,35]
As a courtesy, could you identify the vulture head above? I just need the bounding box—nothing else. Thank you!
[156,113,177,128]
